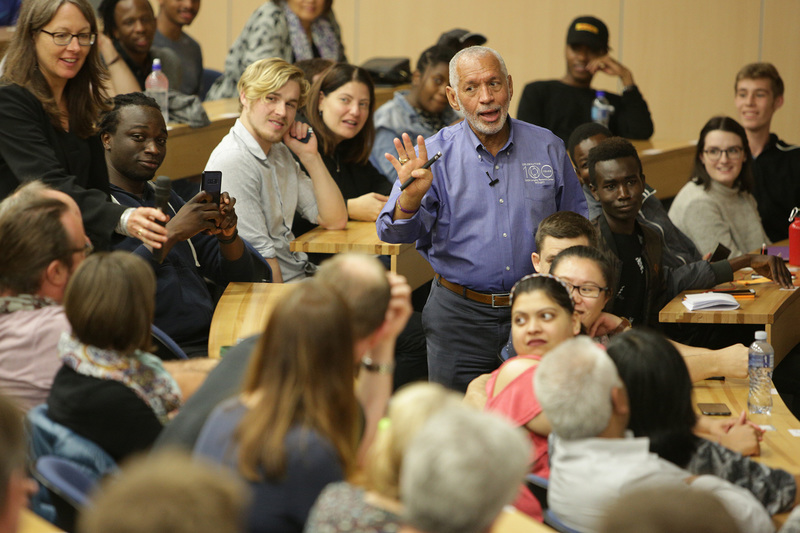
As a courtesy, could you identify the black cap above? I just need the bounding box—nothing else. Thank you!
[566,16,609,51]
[437,28,487,49]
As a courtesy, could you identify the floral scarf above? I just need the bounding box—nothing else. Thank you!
[282,2,341,61]
[0,294,54,314]
[58,333,182,424]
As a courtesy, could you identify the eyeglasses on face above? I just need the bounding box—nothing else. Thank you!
[562,281,608,299]
[703,147,744,161]
[40,29,96,46]
[68,241,94,257]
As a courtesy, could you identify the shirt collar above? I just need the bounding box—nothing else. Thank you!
[460,115,515,157]
[233,118,271,163]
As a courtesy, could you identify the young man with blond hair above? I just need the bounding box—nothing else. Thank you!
[205,58,346,282]
[735,62,800,241]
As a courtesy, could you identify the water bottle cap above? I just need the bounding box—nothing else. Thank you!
[755,331,767,340]
[152,58,162,70]
[595,90,606,97]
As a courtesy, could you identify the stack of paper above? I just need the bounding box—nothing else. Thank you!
[682,292,740,311]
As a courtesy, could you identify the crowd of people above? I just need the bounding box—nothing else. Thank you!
[1,1,800,533]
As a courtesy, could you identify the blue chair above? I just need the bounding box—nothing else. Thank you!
[151,324,189,360]
[544,508,582,533]
[241,238,272,282]
[33,456,96,532]
[525,473,549,511]
[200,68,222,101]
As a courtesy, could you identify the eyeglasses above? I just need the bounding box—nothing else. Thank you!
[562,281,608,299]
[703,147,744,161]
[40,29,96,47]
[68,241,94,257]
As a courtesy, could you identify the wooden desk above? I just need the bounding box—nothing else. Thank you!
[659,270,800,366]
[290,221,434,290]
[208,282,293,358]
[631,139,695,200]
[492,506,555,532]
[20,510,62,533]
[160,85,407,181]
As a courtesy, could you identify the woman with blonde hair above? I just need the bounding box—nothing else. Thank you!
[304,383,463,533]
[0,0,168,250]
[46,252,182,461]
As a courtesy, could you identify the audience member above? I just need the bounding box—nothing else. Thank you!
[586,137,790,328]
[294,58,334,85]
[535,336,774,533]
[153,0,203,96]
[296,62,391,236]
[398,406,529,533]
[0,0,168,250]
[377,46,587,391]
[549,245,748,381]
[484,274,580,520]
[305,383,462,533]
[206,0,346,101]
[155,253,407,451]
[0,393,35,533]
[371,45,459,182]
[97,0,182,90]
[531,210,597,274]
[435,28,486,51]
[599,487,741,533]
[567,122,700,268]
[206,57,346,282]
[669,116,769,256]
[101,92,257,356]
[607,329,798,515]
[0,183,89,411]
[195,261,410,533]
[79,450,249,533]
[46,251,182,462]
[517,16,653,142]
[735,62,800,242]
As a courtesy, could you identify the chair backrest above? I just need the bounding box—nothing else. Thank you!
[200,68,222,101]
[241,238,273,282]
[544,508,582,533]
[525,473,549,511]
[33,455,97,532]
[151,324,189,360]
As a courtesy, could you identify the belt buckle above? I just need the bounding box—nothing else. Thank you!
[491,293,510,308]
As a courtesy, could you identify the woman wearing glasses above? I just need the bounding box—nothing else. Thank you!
[0,0,168,251]
[669,116,770,256]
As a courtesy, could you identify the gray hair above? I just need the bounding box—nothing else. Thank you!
[400,405,529,533]
[449,46,509,91]
[535,336,623,440]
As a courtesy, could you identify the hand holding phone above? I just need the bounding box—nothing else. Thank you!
[201,170,222,204]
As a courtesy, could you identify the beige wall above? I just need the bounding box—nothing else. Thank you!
[180,0,799,142]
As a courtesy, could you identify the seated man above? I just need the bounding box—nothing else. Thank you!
[586,137,791,328]
[517,16,653,142]
[532,210,598,274]
[735,62,800,242]
[101,92,258,356]
[205,58,347,282]
[98,0,182,91]
[0,182,90,410]
[153,0,203,96]
[568,122,700,268]
[399,405,528,533]
[535,336,774,533]
[370,45,459,183]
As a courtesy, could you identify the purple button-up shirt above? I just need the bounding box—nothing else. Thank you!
[377,118,587,292]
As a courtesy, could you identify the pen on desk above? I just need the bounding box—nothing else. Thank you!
[399,152,442,191]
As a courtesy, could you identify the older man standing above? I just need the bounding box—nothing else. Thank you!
[377,46,587,391]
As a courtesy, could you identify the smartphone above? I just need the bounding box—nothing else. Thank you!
[697,402,732,416]
[710,242,732,262]
[201,170,222,204]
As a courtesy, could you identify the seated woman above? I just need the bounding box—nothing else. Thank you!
[607,329,798,515]
[305,382,462,533]
[194,280,362,533]
[0,0,168,250]
[483,274,581,521]
[549,245,748,381]
[293,63,391,237]
[46,252,182,462]
[669,116,770,256]
[370,45,459,183]
[207,0,346,101]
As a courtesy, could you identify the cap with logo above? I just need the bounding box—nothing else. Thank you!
[437,28,488,49]
[566,16,609,51]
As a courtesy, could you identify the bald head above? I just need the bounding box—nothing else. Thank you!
[316,254,391,340]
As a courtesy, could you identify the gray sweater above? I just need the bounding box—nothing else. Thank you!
[668,179,769,257]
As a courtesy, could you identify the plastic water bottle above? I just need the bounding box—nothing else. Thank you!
[145,58,169,125]
[748,330,774,415]
[591,90,614,127]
